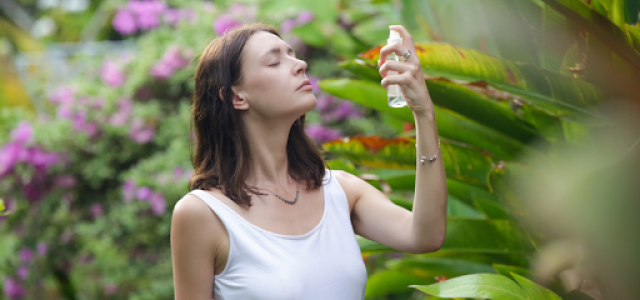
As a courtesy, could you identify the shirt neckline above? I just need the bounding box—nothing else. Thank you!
[196,171,329,240]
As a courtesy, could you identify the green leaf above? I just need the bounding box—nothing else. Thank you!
[410,273,528,300]
[322,136,498,188]
[290,22,328,48]
[492,263,533,278]
[387,256,497,277]
[318,78,528,160]
[510,271,563,300]
[365,269,436,298]
[358,217,534,254]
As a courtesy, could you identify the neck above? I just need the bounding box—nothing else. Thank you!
[242,113,298,189]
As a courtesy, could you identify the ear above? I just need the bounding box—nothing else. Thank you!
[230,86,249,111]
[219,86,249,111]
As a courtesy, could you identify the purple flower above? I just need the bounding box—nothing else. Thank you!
[123,180,136,203]
[333,101,363,120]
[10,121,34,145]
[53,175,76,189]
[109,98,132,126]
[229,3,245,15]
[90,203,104,218]
[136,186,152,201]
[24,177,47,202]
[305,124,341,143]
[315,94,335,112]
[150,62,173,80]
[56,104,74,120]
[37,242,48,256]
[308,76,321,93]
[49,86,75,105]
[137,10,160,30]
[3,277,24,298]
[19,248,32,263]
[173,166,183,180]
[131,128,154,144]
[280,19,296,34]
[113,9,137,35]
[104,284,118,296]
[163,46,190,70]
[213,15,242,36]
[100,60,126,87]
[17,266,29,280]
[0,142,22,177]
[296,11,314,25]
[148,192,166,216]
[162,8,182,26]
[129,118,155,144]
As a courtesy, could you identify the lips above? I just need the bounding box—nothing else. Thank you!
[296,79,312,91]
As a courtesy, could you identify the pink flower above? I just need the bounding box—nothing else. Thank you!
[173,166,183,180]
[296,11,314,25]
[37,242,47,256]
[305,124,341,143]
[90,203,104,218]
[112,9,137,35]
[280,19,296,34]
[150,63,173,80]
[17,266,29,280]
[123,180,136,203]
[163,46,190,70]
[129,118,155,144]
[53,175,76,189]
[19,248,32,263]
[109,98,132,126]
[315,94,335,112]
[213,15,242,36]
[3,277,24,298]
[162,8,182,26]
[0,142,22,177]
[56,104,74,119]
[10,121,33,146]
[137,10,160,30]
[49,86,75,105]
[333,101,363,120]
[148,192,166,216]
[136,186,152,201]
[308,76,321,93]
[104,284,118,296]
[100,60,126,87]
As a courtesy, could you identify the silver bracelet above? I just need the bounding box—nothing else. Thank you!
[415,139,441,164]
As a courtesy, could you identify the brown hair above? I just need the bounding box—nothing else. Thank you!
[188,23,329,207]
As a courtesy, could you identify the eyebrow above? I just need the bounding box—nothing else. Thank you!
[262,46,295,59]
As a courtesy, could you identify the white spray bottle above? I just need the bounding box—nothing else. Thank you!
[386,29,407,108]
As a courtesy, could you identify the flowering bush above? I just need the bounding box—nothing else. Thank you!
[0,1,395,298]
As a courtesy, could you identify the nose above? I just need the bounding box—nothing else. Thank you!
[293,58,307,76]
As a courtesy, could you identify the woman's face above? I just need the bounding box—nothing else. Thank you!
[231,31,316,122]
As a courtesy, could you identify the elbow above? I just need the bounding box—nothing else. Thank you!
[414,235,445,254]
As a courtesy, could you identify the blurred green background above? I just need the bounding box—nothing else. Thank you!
[1,0,639,299]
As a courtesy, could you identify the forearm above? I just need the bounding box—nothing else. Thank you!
[411,109,448,252]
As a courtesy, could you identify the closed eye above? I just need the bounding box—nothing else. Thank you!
[269,62,280,66]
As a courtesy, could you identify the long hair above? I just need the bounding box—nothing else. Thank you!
[188,23,328,207]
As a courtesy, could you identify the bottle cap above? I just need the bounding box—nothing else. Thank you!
[388,30,402,45]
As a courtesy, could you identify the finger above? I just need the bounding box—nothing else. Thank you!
[389,25,418,63]
[380,43,408,63]
[379,60,416,78]
[381,72,413,89]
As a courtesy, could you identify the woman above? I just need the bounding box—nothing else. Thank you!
[170,23,447,300]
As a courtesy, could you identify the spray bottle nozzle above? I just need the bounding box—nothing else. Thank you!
[388,29,402,45]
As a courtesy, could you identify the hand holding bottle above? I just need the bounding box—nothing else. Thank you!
[379,25,434,115]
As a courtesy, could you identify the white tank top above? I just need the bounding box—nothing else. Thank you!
[186,169,368,300]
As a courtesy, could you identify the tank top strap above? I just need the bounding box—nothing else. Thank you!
[186,189,241,233]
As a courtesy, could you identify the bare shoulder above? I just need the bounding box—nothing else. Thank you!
[171,192,229,299]
[331,169,366,213]
[172,193,226,244]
